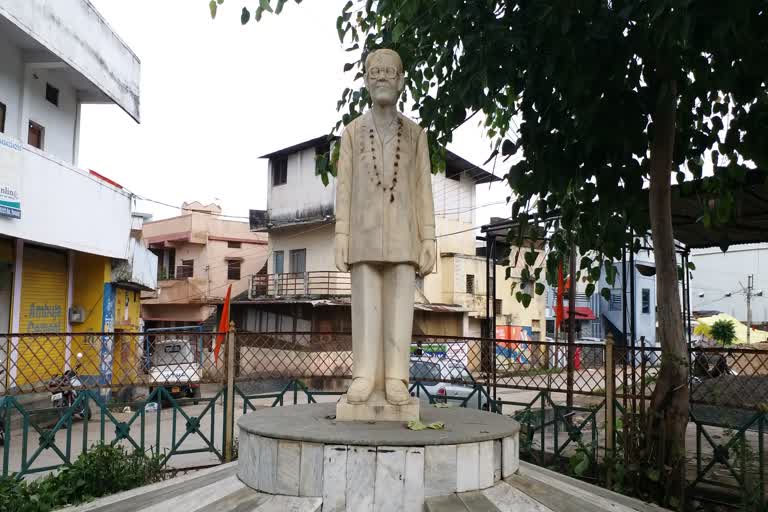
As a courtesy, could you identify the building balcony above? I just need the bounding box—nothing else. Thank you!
[249,272,351,298]
[0,134,136,260]
[141,277,209,304]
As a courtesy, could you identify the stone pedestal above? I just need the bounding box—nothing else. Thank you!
[335,391,420,422]
[237,404,519,512]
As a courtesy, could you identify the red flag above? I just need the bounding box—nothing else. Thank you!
[214,284,232,364]
[555,261,565,331]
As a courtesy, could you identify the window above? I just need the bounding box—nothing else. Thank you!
[272,158,288,186]
[466,274,475,294]
[227,241,242,249]
[494,299,503,314]
[289,249,306,274]
[0,102,5,133]
[642,288,651,314]
[609,291,622,311]
[274,251,284,274]
[177,259,194,278]
[28,121,44,149]
[45,83,59,106]
[227,260,241,280]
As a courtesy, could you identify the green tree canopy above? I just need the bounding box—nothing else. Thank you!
[218,0,768,502]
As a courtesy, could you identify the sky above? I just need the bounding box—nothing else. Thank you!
[78,0,511,226]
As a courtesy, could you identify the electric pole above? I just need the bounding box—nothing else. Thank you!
[747,275,753,344]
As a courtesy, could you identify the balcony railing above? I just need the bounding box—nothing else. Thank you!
[250,271,351,298]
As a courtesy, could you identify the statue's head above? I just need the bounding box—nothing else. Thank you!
[364,49,405,107]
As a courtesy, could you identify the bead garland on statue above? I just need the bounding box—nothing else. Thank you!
[369,117,403,203]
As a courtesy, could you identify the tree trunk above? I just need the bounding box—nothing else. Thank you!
[646,76,689,506]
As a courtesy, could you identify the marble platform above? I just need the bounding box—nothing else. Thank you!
[236,403,518,510]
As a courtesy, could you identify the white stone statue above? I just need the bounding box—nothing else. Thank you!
[334,49,436,410]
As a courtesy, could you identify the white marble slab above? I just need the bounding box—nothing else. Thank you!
[456,442,480,492]
[403,447,425,512]
[374,447,406,512]
[238,432,261,489]
[142,475,245,512]
[482,480,554,512]
[502,435,519,478]
[276,440,301,495]
[478,440,495,489]
[424,444,457,497]
[493,439,502,481]
[322,445,348,512]
[255,495,322,512]
[259,436,279,494]
[346,446,376,512]
[299,442,324,497]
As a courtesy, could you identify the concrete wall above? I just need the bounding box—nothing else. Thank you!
[71,252,110,377]
[268,147,335,224]
[21,67,78,163]
[0,31,22,140]
[690,243,768,322]
[0,132,135,259]
[0,0,141,121]
[267,223,336,274]
[204,239,268,300]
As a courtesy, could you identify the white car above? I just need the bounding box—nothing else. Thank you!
[408,359,497,411]
[149,339,202,400]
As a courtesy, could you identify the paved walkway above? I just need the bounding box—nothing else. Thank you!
[68,461,667,512]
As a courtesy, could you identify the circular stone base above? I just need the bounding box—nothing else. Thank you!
[237,404,520,510]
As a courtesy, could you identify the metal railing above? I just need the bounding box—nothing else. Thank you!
[1,330,767,508]
[249,271,351,298]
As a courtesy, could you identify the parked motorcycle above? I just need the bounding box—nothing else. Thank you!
[47,352,91,421]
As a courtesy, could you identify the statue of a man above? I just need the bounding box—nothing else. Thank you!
[335,49,436,406]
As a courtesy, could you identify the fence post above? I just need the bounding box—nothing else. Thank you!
[605,332,616,487]
[224,321,236,462]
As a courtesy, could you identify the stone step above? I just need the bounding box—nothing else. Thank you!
[425,491,502,512]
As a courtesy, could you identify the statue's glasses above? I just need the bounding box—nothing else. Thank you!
[367,66,399,79]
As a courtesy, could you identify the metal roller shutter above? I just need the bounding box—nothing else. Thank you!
[17,246,67,387]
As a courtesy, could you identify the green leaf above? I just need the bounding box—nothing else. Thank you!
[259,0,273,13]
[521,293,532,308]
[524,251,538,266]
[343,62,354,72]
[255,6,264,21]
[407,420,427,431]
[574,457,589,476]
[585,283,595,297]
[392,22,405,42]
[646,468,660,482]
[275,0,288,14]
[535,282,545,295]
[240,7,250,25]
[336,15,345,42]
[600,287,611,301]
[208,0,217,19]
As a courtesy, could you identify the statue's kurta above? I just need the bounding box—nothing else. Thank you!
[335,111,435,266]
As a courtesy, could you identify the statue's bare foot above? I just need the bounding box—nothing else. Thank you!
[385,378,410,405]
[346,377,373,404]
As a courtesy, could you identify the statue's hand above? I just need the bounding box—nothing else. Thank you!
[418,240,436,277]
[334,233,350,272]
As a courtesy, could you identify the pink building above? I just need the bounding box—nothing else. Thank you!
[141,202,268,328]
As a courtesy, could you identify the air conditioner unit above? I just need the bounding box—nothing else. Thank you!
[69,306,86,324]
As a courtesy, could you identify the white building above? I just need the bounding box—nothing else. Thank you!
[690,243,768,323]
[0,1,156,389]
[239,135,547,340]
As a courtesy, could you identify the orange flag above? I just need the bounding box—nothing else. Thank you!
[214,284,232,364]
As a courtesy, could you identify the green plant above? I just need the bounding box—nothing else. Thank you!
[710,319,737,347]
[0,444,166,512]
